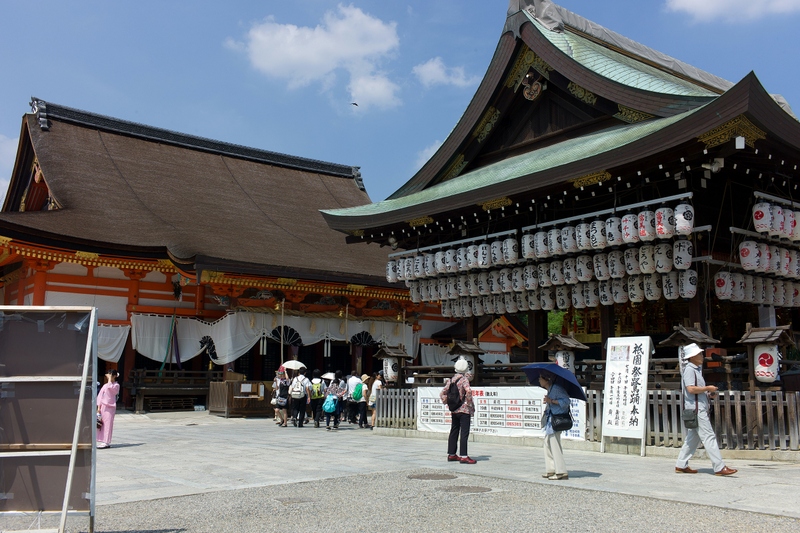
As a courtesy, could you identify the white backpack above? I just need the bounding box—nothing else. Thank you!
[290,377,306,399]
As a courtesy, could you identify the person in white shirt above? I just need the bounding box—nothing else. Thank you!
[369,371,383,429]
[346,372,362,424]
[290,367,311,427]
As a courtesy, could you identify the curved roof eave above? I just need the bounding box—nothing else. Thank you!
[323,72,800,233]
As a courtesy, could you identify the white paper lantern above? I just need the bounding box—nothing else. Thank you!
[576,255,594,282]
[538,263,553,287]
[561,226,578,253]
[521,234,536,260]
[503,237,519,264]
[451,298,463,318]
[405,257,416,280]
[781,247,793,278]
[413,255,425,279]
[756,243,770,273]
[444,249,458,274]
[655,207,675,239]
[556,285,571,310]
[487,270,500,294]
[785,210,796,240]
[512,267,525,292]
[440,299,451,318]
[477,272,490,296]
[639,245,656,274]
[386,260,398,283]
[675,203,695,235]
[764,278,774,306]
[534,231,550,259]
[655,243,674,273]
[743,274,754,303]
[527,288,542,311]
[770,205,784,238]
[753,276,765,304]
[423,254,435,277]
[714,271,732,300]
[523,264,538,290]
[673,240,693,270]
[599,279,614,306]
[662,271,679,300]
[494,294,507,315]
[500,268,514,293]
[605,216,623,247]
[752,202,772,233]
[491,240,505,266]
[613,278,629,304]
[571,284,586,309]
[773,280,785,307]
[550,260,565,286]
[562,257,577,285]
[754,344,780,383]
[472,297,485,317]
[738,240,759,271]
[644,273,662,301]
[624,247,641,275]
[515,291,529,312]
[461,297,473,317]
[769,245,781,274]
[638,210,656,241]
[540,287,555,311]
[418,279,430,302]
[556,351,576,373]
[456,274,468,297]
[478,243,492,269]
[483,295,495,315]
[466,245,480,270]
[547,228,563,257]
[584,281,599,307]
[793,250,800,279]
[793,211,800,242]
[590,220,607,250]
[434,251,447,274]
[438,277,448,300]
[784,281,794,307]
[504,292,519,314]
[409,280,421,303]
[730,273,744,302]
[621,213,640,244]
[628,274,644,303]
[457,247,470,272]
[593,253,610,281]
[469,273,481,297]
[576,222,592,251]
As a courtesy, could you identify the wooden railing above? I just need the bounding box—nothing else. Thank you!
[124,369,223,413]
[376,387,800,451]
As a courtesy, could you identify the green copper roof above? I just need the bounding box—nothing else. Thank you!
[323,108,698,220]
[526,15,718,98]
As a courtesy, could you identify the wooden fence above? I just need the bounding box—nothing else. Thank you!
[376,387,800,451]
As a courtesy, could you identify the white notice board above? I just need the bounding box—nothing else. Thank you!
[417,386,585,440]
[601,336,652,455]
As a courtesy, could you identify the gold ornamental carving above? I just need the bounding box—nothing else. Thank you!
[480,197,513,211]
[505,47,553,88]
[570,171,611,189]
[407,216,434,228]
[276,277,298,286]
[697,115,766,149]
[0,236,11,246]
[75,251,99,260]
[614,105,654,124]
[350,229,364,237]
[441,154,468,182]
[473,107,501,143]
[567,82,597,106]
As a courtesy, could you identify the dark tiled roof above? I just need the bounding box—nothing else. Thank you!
[0,104,389,285]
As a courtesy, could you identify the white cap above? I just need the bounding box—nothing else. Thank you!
[681,343,703,360]
[454,358,469,373]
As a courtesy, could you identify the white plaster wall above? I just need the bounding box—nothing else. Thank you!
[94,266,126,280]
[50,262,88,276]
[44,291,128,320]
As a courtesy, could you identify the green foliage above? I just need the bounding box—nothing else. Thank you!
[547,311,564,335]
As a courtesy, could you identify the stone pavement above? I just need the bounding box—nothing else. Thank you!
[96,410,799,517]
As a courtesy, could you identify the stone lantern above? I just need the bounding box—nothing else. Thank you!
[738,324,795,391]
[538,333,590,374]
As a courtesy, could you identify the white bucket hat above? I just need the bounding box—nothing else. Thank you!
[681,343,703,360]
[454,357,469,373]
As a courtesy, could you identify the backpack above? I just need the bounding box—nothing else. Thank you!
[290,377,306,399]
[277,379,289,399]
[351,382,363,401]
[446,376,464,412]
[311,381,324,400]
[322,394,338,413]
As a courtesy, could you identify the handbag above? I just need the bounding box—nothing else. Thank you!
[551,412,573,432]
[681,370,699,429]
[96,412,103,429]
[270,397,277,406]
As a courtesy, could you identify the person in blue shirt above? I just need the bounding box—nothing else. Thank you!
[539,370,570,480]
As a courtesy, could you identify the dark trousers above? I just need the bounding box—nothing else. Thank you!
[292,397,307,426]
[310,398,323,423]
[347,400,358,423]
[448,412,471,456]
[325,401,341,427]
[357,401,368,427]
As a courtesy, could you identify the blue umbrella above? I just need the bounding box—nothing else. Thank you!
[522,363,587,402]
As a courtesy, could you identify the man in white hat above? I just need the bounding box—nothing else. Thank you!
[440,357,476,464]
[675,343,737,476]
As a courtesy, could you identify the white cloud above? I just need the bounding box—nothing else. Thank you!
[665,0,800,21]
[412,57,479,88]
[415,139,442,171]
[228,5,401,109]
[0,134,18,206]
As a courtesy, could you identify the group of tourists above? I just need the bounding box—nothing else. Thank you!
[441,346,739,478]
[272,366,383,430]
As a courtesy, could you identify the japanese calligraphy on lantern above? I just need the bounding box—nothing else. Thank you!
[601,336,652,440]
[416,386,586,440]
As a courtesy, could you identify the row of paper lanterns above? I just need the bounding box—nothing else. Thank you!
[738,240,800,278]
[752,202,800,240]
[714,272,800,308]
[386,203,695,283]
[434,271,699,317]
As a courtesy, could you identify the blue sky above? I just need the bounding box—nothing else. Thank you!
[1,0,800,206]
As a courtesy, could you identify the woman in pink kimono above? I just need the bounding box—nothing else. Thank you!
[96,370,119,448]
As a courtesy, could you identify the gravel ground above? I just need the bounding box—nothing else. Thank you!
[4,469,799,533]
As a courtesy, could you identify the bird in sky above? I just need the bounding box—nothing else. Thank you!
[351,102,358,106]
